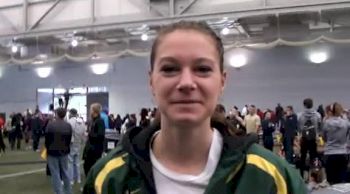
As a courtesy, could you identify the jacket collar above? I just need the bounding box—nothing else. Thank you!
[121,120,258,193]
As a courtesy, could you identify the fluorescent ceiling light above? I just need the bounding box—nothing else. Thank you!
[71,39,78,47]
[141,33,149,41]
[91,63,109,75]
[221,27,230,35]
[309,51,328,64]
[229,54,247,68]
[36,67,52,78]
[11,45,18,53]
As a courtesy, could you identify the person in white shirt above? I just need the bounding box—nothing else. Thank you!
[67,108,86,185]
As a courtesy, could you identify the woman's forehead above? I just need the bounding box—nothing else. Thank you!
[155,30,219,61]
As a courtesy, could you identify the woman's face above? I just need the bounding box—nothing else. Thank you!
[150,30,226,126]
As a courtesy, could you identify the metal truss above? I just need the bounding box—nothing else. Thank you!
[0,0,350,39]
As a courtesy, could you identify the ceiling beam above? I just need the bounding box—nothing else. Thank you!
[28,0,63,31]
[0,0,349,39]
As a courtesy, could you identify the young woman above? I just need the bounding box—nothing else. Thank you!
[84,21,306,194]
[322,102,350,185]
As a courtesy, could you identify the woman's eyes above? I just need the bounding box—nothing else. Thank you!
[160,65,180,74]
[195,66,213,74]
[159,64,213,76]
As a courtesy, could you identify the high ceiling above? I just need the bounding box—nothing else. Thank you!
[0,0,349,65]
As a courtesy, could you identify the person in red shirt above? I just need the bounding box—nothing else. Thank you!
[0,116,6,154]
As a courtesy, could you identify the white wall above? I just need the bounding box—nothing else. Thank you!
[0,44,349,117]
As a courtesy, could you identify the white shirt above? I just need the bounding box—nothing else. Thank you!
[150,129,223,194]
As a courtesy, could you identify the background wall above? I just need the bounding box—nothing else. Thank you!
[0,44,349,118]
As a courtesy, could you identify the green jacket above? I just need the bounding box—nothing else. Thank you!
[84,121,307,194]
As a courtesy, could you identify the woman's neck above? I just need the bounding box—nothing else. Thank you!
[152,118,213,175]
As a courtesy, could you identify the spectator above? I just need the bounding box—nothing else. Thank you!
[298,98,321,178]
[280,106,298,164]
[100,107,110,129]
[67,108,86,185]
[31,112,43,152]
[322,102,350,185]
[45,108,73,194]
[261,111,275,151]
[139,108,150,129]
[244,105,261,134]
[114,114,123,132]
[83,103,105,176]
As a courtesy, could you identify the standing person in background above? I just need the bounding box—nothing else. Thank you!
[10,113,22,150]
[126,114,137,130]
[298,98,321,178]
[317,105,325,120]
[114,114,123,132]
[322,102,350,185]
[281,106,298,164]
[67,108,86,185]
[45,108,73,194]
[24,110,32,150]
[139,108,150,129]
[261,111,275,151]
[31,112,43,152]
[275,103,284,125]
[0,116,6,155]
[256,108,264,120]
[100,108,110,129]
[108,114,116,130]
[244,105,261,134]
[241,104,248,117]
[228,107,245,135]
[83,103,105,176]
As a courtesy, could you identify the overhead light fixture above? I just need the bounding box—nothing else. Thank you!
[71,39,78,47]
[11,45,18,53]
[36,67,52,78]
[221,27,230,35]
[90,63,109,75]
[229,54,247,68]
[309,51,328,64]
[141,33,149,41]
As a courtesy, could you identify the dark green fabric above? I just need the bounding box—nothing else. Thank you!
[83,123,307,194]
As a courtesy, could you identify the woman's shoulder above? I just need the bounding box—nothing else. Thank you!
[244,144,307,193]
[246,144,305,190]
[83,146,132,194]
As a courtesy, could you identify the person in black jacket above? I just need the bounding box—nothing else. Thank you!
[83,103,105,176]
[281,105,298,164]
[10,113,23,150]
[31,112,43,152]
[261,111,275,151]
[45,108,72,194]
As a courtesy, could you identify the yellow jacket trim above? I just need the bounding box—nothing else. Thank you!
[94,157,125,194]
[247,154,287,194]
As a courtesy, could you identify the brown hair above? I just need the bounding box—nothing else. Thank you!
[55,107,66,119]
[150,20,224,73]
[331,102,343,117]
